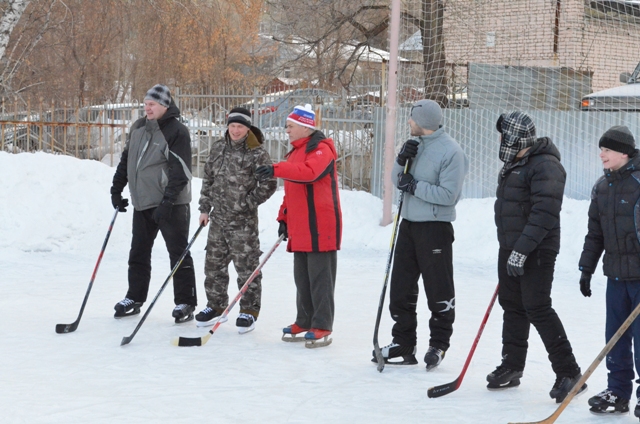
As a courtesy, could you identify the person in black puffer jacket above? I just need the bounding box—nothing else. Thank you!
[578,126,640,416]
[486,111,584,404]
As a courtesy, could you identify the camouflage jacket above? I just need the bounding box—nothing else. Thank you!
[199,127,277,226]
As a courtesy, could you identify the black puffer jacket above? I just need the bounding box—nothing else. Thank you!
[494,137,566,255]
[579,155,640,279]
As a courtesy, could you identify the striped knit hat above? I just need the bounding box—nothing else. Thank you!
[144,84,171,108]
[227,107,252,128]
[287,104,316,129]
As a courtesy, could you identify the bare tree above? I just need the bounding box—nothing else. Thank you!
[0,0,30,61]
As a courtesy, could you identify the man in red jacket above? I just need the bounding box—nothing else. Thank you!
[255,104,342,348]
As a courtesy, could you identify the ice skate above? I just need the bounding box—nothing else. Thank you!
[304,328,332,348]
[195,307,228,327]
[282,323,309,342]
[486,365,523,390]
[371,342,418,365]
[114,298,143,318]
[424,346,445,371]
[172,304,195,324]
[588,389,629,415]
[550,373,587,403]
[236,313,256,334]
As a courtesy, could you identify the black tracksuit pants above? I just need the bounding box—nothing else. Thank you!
[126,204,197,307]
[497,248,579,377]
[390,220,455,351]
[293,251,337,331]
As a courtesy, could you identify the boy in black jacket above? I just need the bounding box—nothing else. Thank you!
[579,125,640,416]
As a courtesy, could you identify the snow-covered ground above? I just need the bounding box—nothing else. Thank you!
[0,151,625,423]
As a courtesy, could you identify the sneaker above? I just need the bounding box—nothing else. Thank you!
[371,342,418,365]
[195,307,228,327]
[172,304,195,324]
[486,365,524,390]
[549,373,587,403]
[588,389,629,414]
[424,346,445,371]
[236,313,256,334]
[114,297,142,318]
[282,323,309,342]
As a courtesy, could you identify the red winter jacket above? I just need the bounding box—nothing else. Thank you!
[274,131,342,252]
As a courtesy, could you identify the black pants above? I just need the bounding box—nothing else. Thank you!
[498,248,579,377]
[389,220,455,351]
[293,251,337,331]
[126,204,197,306]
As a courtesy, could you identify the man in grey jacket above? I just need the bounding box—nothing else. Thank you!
[373,99,468,371]
[110,84,198,323]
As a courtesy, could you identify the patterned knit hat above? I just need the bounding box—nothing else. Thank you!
[287,104,316,129]
[144,84,171,108]
[496,111,537,163]
[227,107,252,128]
[599,125,636,156]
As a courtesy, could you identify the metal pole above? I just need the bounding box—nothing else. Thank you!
[381,0,401,226]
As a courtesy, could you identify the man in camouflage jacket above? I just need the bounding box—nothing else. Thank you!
[196,107,277,332]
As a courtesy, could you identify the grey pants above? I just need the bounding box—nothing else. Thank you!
[293,251,337,331]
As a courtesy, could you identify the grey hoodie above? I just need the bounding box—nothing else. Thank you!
[391,127,468,222]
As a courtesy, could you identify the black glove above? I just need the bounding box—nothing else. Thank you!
[397,172,417,195]
[579,271,592,297]
[152,199,174,224]
[255,165,274,181]
[506,251,527,277]
[396,139,419,166]
[111,192,129,212]
[278,221,288,241]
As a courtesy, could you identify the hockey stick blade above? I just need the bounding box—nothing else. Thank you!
[172,234,284,347]
[508,300,640,424]
[427,378,460,398]
[55,208,119,334]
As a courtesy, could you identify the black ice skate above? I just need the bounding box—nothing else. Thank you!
[371,342,418,365]
[114,298,143,318]
[195,307,228,327]
[550,373,587,403]
[635,398,640,420]
[172,304,195,324]
[486,365,523,390]
[236,313,256,334]
[588,389,629,415]
[424,346,445,371]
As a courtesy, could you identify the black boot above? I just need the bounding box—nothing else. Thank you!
[486,365,523,390]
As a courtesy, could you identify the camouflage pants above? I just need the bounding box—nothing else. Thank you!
[203,219,263,318]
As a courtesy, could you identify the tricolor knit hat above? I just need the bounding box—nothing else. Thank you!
[599,125,637,156]
[287,104,316,129]
[144,84,171,108]
[227,107,252,128]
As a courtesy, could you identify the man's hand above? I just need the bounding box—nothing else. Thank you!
[397,139,419,166]
[111,192,129,212]
[255,165,274,181]
[199,213,210,227]
[506,251,527,277]
[397,172,417,195]
[278,221,288,241]
[579,271,592,297]
[152,199,174,225]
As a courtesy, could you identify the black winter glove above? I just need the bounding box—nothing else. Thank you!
[278,221,288,241]
[397,172,417,195]
[255,165,274,181]
[579,271,592,297]
[396,139,419,166]
[111,192,129,213]
[506,251,527,277]
[152,199,174,225]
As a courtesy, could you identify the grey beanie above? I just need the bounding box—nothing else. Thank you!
[144,84,171,108]
[410,99,442,131]
[599,125,637,156]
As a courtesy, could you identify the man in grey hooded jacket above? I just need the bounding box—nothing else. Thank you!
[110,84,197,323]
[374,99,468,371]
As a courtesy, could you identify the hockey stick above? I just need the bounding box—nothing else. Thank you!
[373,161,409,372]
[428,284,499,397]
[55,207,120,334]
[120,224,204,346]
[171,234,285,347]
[508,299,640,424]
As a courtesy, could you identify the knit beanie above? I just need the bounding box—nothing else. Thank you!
[287,104,316,129]
[599,125,637,156]
[410,99,442,131]
[144,84,171,108]
[227,107,252,128]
